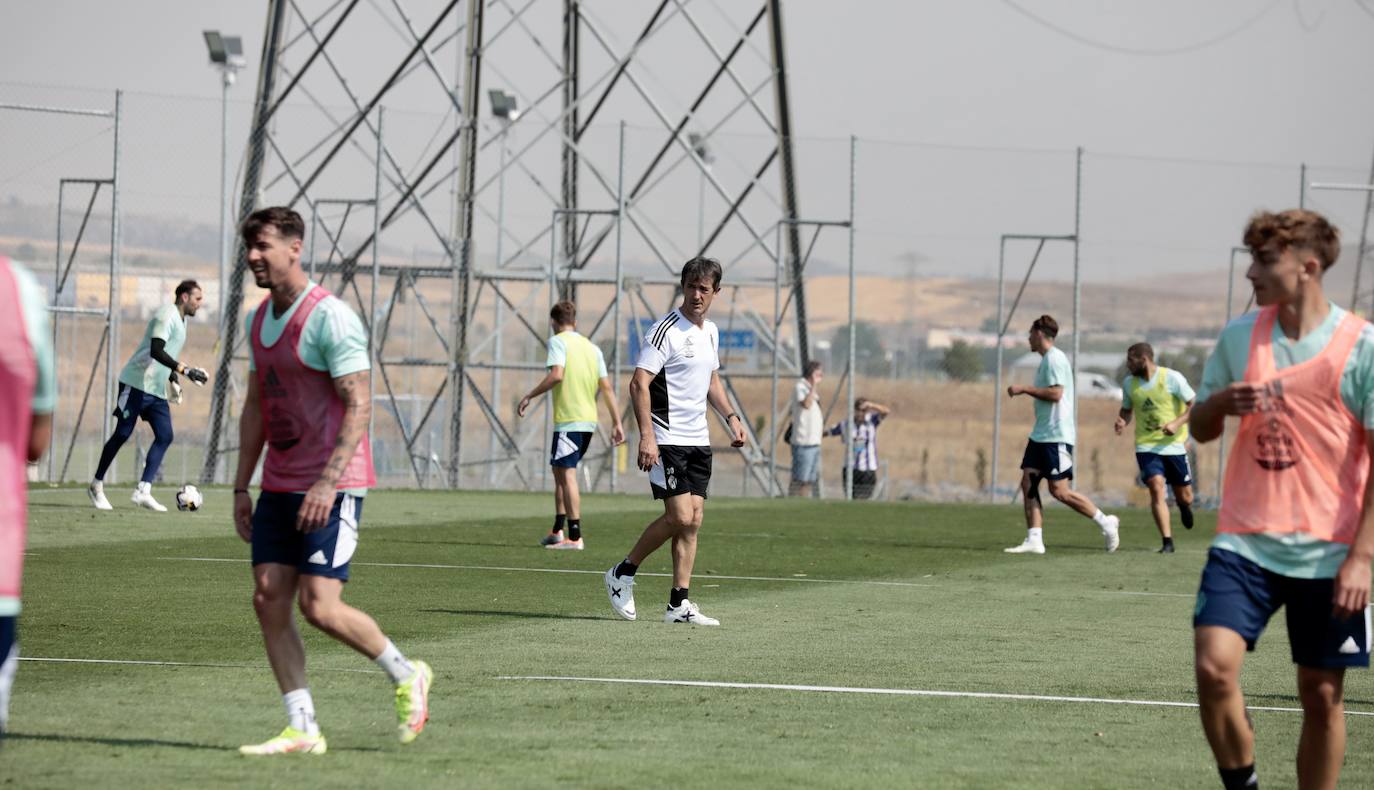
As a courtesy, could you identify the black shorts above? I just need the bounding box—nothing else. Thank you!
[1022,440,1073,481]
[650,445,712,500]
[842,468,877,499]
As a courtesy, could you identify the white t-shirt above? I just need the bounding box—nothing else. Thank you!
[792,379,823,446]
[635,309,719,447]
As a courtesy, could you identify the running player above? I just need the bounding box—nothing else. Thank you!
[88,279,208,511]
[603,257,747,626]
[1005,314,1120,554]
[518,300,625,550]
[0,256,55,741]
[1191,209,1374,790]
[232,207,431,755]
[1114,342,1197,553]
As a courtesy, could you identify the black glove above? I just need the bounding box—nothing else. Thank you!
[186,367,209,386]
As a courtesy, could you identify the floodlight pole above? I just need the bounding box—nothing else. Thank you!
[218,70,232,347]
[489,112,511,486]
[1308,178,1374,315]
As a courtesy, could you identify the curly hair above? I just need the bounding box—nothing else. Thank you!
[1243,209,1341,270]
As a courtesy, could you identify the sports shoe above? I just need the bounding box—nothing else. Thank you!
[1101,515,1121,553]
[1158,542,1175,554]
[88,481,113,511]
[546,538,584,551]
[539,530,564,546]
[238,726,327,756]
[131,483,167,512]
[604,566,636,621]
[1179,501,1194,530]
[664,599,719,626]
[395,660,433,744]
[1003,539,1045,554]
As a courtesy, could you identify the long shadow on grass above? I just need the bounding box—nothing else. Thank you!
[6,732,384,753]
[421,608,608,622]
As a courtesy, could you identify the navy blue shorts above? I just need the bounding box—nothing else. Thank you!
[550,431,593,469]
[1194,548,1372,669]
[1021,440,1073,481]
[251,491,363,581]
[113,383,172,427]
[1136,452,1192,487]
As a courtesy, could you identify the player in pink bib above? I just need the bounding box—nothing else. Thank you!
[1190,210,1374,790]
[0,255,55,740]
[232,208,431,756]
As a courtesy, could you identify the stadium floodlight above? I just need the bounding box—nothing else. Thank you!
[204,29,246,384]
[688,132,715,165]
[488,89,520,121]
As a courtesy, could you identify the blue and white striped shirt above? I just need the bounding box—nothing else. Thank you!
[829,412,883,471]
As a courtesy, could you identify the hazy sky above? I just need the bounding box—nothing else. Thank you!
[4,1,1374,284]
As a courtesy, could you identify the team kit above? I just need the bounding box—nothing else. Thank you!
[4,206,1373,787]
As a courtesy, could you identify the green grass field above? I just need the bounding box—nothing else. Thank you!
[7,488,1372,788]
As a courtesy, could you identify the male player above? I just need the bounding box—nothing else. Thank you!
[1191,209,1374,790]
[0,255,55,741]
[88,279,208,511]
[604,257,747,626]
[518,300,626,550]
[232,207,431,755]
[1005,314,1120,554]
[1114,342,1197,553]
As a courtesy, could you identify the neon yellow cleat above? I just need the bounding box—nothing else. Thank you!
[238,726,327,756]
[395,660,433,744]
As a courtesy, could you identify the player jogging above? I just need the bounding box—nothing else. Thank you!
[1005,314,1120,554]
[518,300,625,550]
[604,257,747,626]
[1191,209,1374,790]
[232,207,431,756]
[1114,342,1197,553]
[0,256,55,741]
[88,279,208,511]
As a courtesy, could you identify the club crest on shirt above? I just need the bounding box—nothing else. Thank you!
[683,337,695,358]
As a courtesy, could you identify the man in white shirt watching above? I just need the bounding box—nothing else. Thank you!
[789,361,824,497]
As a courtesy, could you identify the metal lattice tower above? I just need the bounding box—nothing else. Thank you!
[201,0,811,490]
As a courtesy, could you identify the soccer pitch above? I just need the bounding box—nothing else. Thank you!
[8,489,1372,788]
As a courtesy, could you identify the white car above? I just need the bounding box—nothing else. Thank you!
[1077,372,1124,401]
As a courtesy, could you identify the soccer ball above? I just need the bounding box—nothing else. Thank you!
[176,484,203,512]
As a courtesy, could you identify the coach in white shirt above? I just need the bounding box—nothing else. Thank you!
[603,257,747,627]
[789,361,824,497]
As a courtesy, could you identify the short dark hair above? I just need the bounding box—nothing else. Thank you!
[1126,342,1153,361]
[1244,209,1341,271]
[1030,314,1058,339]
[803,360,822,378]
[680,256,722,291]
[854,397,867,410]
[550,300,576,327]
[241,206,305,243]
[174,279,201,300]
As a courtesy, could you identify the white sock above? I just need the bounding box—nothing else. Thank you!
[283,688,319,736]
[1028,527,1043,543]
[374,639,416,685]
[136,481,150,494]
[1091,510,1109,528]
[90,479,103,489]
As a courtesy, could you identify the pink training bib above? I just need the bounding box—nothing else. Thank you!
[0,257,37,609]
[1217,305,1369,544]
[251,287,374,493]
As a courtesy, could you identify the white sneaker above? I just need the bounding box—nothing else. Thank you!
[1101,515,1121,553]
[131,482,167,512]
[88,481,113,511]
[664,599,719,626]
[1004,539,1046,554]
[604,567,636,621]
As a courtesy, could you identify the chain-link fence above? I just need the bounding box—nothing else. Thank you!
[5,83,1372,505]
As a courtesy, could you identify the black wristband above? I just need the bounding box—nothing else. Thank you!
[725,413,739,421]
[233,488,249,495]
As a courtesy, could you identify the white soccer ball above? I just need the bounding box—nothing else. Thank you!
[176,484,203,512]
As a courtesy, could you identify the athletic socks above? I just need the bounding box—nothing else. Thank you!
[1218,764,1258,789]
[1180,501,1195,529]
[553,514,566,533]
[1027,527,1044,544]
[567,519,582,541]
[614,559,638,578]
[1091,510,1110,528]
[283,688,320,736]
[374,639,417,685]
[669,587,689,608]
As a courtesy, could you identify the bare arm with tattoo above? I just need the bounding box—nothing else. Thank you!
[296,370,371,532]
